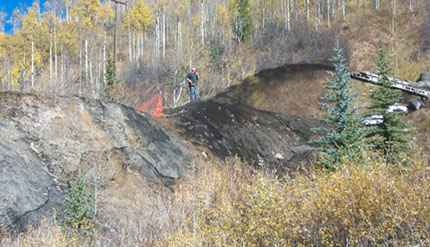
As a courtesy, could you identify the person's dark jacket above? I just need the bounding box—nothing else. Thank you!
[186,72,199,87]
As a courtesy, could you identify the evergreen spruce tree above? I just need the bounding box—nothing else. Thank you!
[104,54,119,100]
[62,174,95,235]
[232,0,253,43]
[367,42,410,163]
[311,48,366,169]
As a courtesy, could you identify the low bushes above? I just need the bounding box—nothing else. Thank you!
[2,155,429,246]
[166,156,430,246]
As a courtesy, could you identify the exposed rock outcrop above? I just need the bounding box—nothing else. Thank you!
[0,93,193,231]
[0,64,328,231]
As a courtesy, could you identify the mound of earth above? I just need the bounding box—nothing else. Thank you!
[0,92,194,231]
[168,98,320,171]
[0,64,329,232]
[167,66,327,171]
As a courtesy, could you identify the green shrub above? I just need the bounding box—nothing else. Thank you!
[61,173,95,239]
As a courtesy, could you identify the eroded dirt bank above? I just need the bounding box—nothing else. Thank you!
[0,64,329,231]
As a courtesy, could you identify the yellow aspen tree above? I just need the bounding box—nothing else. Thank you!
[217,3,229,44]
[10,32,26,91]
[22,2,40,90]
[44,0,60,91]
[71,0,101,97]
[58,21,78,95]
[127,1,154,65]
[129,1,154,32]
[41,6,56,92]
[0,33,6,90]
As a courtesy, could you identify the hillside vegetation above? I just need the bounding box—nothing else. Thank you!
[1,0,430,246]
[1,0,428,107]
[1,156,430,246]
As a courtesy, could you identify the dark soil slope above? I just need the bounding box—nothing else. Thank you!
[167,64,329,171]
[169,99,320,172]
[214,64,332,118]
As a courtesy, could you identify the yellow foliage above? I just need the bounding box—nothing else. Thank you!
[2,154,430,246]
[165,155,430,247]
[71,0,101,30]
[397,61,426,82]
[0,218,83,247]
[127,0,155,33]
[22,2,40,35]
[217,4,230,25]
[99,2,115,22]
[191,14,201,27]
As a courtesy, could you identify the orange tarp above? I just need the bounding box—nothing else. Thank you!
[136,92,163,117]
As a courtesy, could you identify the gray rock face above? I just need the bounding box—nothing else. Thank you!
[0,126,60,231]
[0,86,321,231]
[0,93,192,231]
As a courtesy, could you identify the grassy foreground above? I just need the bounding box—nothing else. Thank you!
[1,154,430,247]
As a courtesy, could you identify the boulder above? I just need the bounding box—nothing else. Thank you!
[0,93,193,231]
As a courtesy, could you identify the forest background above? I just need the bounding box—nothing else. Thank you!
[1,0,428,108]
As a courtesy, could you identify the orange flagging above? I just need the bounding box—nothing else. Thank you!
[136,92,163,117]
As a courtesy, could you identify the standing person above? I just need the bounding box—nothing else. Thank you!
[186,67,200,101]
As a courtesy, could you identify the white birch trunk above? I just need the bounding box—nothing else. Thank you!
[8,68,11,91]
[173,68,178,107]
[139,35,143,61]
[66,0,70,22]
[178,20,182,55]
[132,32,136,64]
[89,47,95,99]
[316,0,321,29]
[2,58,6,91]
[201,0,205,45]
[85,37,89,94]
[134,34,138,65]
[342,0,346,21]
[392,0,396,34]
[54,25,58,88]
[327,0,331,28]
[50,31,53,91]
[333,2,337,20]
[60,43,64,95]
[391,0,397,33]
[128,23,132,63]
[79,37,82,96]
[155,12,160,64]
[137,35,141,67]
[306,0,310,21]
[163,9,166,58]
[31,35,34,90]
[133,32,138,66]
[286,0,291,32]
[63,50,67,95]
[103,27,107,86]
[97,48,101,98]
[262,7,265,29]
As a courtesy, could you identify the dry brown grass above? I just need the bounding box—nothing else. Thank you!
[2,153,430,247]
[165,154,430,247]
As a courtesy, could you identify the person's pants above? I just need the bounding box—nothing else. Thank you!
[190,86,199,101]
